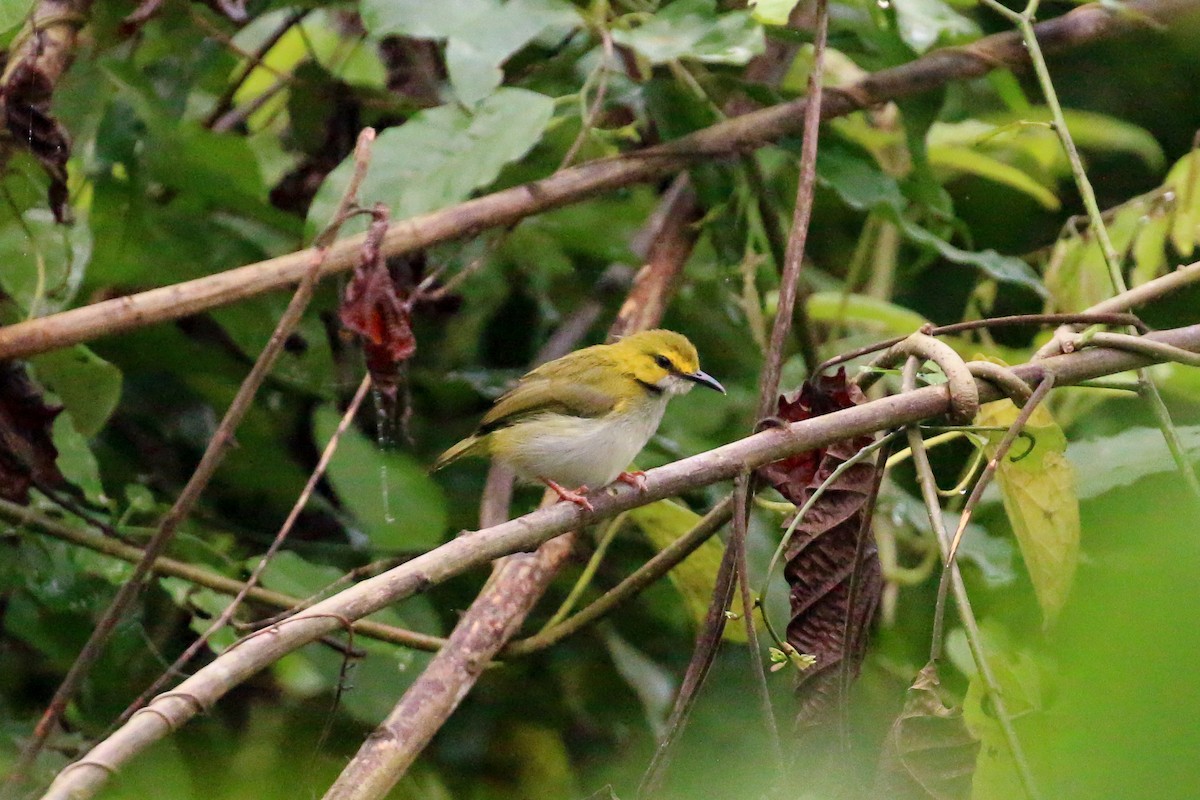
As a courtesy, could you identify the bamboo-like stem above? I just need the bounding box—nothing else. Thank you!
[1,0,1196,363]
[36,321,1200,800]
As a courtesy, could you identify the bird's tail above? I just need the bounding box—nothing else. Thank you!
[432,434,484,471]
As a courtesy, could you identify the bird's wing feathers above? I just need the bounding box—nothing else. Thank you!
[480,377,619,433]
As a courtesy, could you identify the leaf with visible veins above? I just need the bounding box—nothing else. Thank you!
[755,369,883,729]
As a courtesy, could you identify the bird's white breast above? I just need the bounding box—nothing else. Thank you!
[491,396,669,489]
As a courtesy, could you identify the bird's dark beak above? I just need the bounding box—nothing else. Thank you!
[684,369,726,394]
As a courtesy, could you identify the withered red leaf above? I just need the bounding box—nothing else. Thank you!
[875,662,980,800]
[0,361,65,503]
[755,369,883,730]
[1,54,72,223]
[338,204,416,398]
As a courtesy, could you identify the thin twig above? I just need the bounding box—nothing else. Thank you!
[902,359,1044,800]
[0,499,441,650]
[114,373,374,726]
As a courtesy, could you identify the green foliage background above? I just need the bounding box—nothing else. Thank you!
[2,0,1200,798]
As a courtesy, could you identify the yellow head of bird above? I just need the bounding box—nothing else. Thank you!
[612,329,725,396]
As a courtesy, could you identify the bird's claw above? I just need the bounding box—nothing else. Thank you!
[544,479,594,511]
[616,470,648,491]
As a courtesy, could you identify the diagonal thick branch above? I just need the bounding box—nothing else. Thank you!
[0,0,1196,362]
[38,322,1200,800]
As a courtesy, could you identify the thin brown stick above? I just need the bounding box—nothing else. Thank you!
[0,499,440,650]
[2,128,378,797]
[115,373,374,725]
[2,0,1195,361]
[502,495,734,656]
[37,321,1200,800]
[202,8,308,129]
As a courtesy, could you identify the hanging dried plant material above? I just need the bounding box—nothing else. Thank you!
[338,204,417,399]
[0,361,65,503]
[0,57,72,222]
[755,369,883,729]
[875,661,980,800]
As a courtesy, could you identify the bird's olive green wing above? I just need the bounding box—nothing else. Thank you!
[479,378,618,433]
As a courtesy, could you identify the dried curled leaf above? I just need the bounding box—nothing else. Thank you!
[977,397,1079,625]
[1,55,72,222]
[875,662,980,800]
[0,361,65,503]
[755,370,883,729]
[338,203,416,398]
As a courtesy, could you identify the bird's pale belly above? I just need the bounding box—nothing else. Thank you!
[489,401,667,489]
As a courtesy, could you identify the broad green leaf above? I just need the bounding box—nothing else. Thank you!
[32,346,122,437]
[892,0,979,53]
[748,0,801,25]
[1067,425,1200,500]
[0,0,32,34]
[806,291,930,337]
[946,625,1048,800]
[817,146,1046,294]
[611,0,764,66]
[897,219,1045,295]
[51,413,105,504]
[313,405,448,551]
[1022,107,1165,171]
[307,87,555,232]
[977,396,1079,625]
[0,205,92,317]
[626,500,745,642]
[1164,151,1200,257]
[929,146,1061,210]
[363,0,578,105]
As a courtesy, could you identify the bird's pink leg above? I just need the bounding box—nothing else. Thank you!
[543,478,594,511]
[616,470,648,491]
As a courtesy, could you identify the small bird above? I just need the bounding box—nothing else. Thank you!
[434,329,725,510]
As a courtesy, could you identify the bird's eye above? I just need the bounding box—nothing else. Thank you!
[654,354,672,370]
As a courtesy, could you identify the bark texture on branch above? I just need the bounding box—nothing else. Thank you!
[39,322,1200,800]
[0,0,1195,361]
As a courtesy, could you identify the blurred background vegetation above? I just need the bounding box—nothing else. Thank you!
[2,0,1200,798]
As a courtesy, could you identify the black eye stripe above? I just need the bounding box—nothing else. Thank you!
[654,354,672,369]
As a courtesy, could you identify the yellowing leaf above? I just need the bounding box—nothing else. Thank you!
[627,500,746,643]
[1166,151,1200,258]
[977,397,1079,625]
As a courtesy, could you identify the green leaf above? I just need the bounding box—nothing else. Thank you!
[611,0,764,66]
[363,0,578,105]
[313,405,448,551]
[0,204,92,317]
[977,397,1079,625]
[805,292,930,337]
[817,145,1046,294]
[31,346,122,437]
[1067,425,1200,500]
[626,500,745,642]
[1023,107,1165,171]
[51,413,105,504]
[748,0,801,26]
[929,146,1061,210]
[897,219,1046,295]
[307,87,555,232]
[891,0,980,53]
[0,0,33,34]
